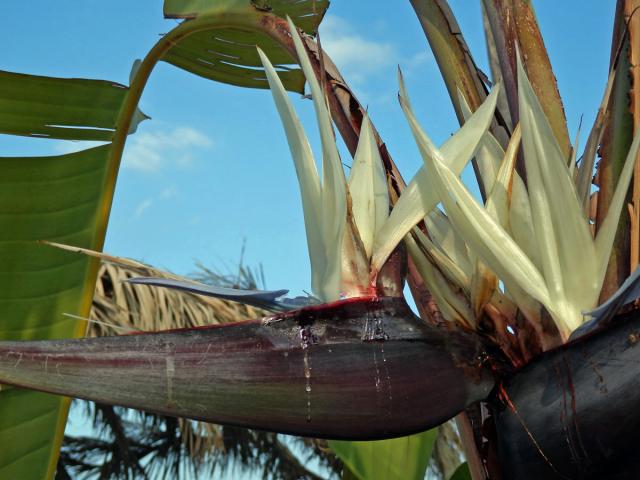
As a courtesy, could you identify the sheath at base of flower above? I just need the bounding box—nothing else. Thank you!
[0,297,497,440]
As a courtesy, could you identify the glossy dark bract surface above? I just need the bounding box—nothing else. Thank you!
[493,310,640,479]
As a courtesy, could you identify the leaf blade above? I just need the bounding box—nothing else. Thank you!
[0,71,146,140]
[329,430,437,480]
[0,145,114,479]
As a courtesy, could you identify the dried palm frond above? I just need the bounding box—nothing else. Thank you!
[58,260,341,480]
[89,260,265,336]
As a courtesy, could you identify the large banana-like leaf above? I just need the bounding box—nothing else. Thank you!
[329,429,437,480]
[160,0,329,92]
[0,144,116,479]
[164,0,328,31]
[0,71,145,140]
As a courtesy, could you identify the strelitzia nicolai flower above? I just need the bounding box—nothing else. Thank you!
[396,55,640,340]
[261,19,640,343]
[258,17,499,306]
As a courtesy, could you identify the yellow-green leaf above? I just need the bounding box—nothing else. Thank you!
[164,0,328,34]
[0,71,146,140]
[0,145,113,479]
[161,1,329,92]
[329,430,437,480]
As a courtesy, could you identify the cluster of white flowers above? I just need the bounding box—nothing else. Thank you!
[261,18,640,341]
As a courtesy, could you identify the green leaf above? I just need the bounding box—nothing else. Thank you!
[0,71,146,140]
[449,462,472,480]
[161,0,329,93]
[164,0,329,34]
[330,430,437,480]
[0,145,112,479]
[162,27,305,92]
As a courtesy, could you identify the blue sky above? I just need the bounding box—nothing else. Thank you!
[1,0,615,298]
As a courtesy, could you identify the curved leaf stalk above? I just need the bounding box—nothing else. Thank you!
[23,10,316,478]
[102,6,280,262]
[0,298,497,441]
